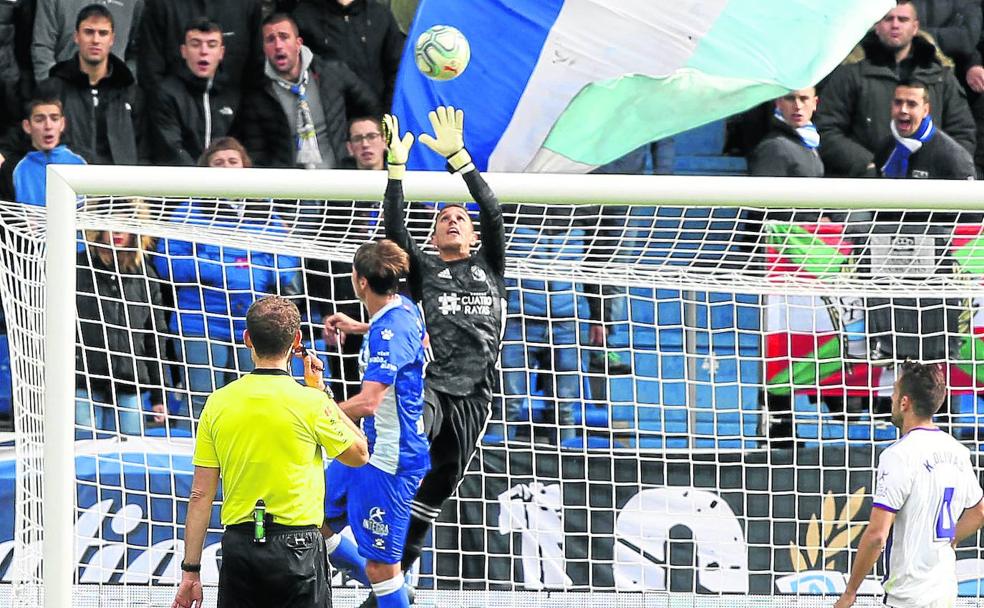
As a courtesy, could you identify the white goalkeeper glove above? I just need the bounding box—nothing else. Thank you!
[382,113,414,180]
[418,105,474,173]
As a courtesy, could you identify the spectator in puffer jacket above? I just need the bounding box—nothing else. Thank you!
[815,1,976,177]
[40,3,140,165]
[152,139,302,418]
[31,0,143,84]
[239,12,379,168]
[138,0,263,97]
[149,18,241,166]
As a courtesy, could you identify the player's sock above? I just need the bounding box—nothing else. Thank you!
[373,575,410,608]
[325,534,371,586]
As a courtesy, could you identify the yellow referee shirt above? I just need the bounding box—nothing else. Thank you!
[192,369,356,526]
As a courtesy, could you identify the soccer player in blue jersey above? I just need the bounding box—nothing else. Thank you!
[321,239,429,608]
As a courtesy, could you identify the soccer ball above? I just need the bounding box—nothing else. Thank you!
[414,25,470,81]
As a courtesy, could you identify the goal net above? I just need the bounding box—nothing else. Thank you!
[2,167,984,607]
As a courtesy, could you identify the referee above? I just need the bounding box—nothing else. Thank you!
[325,107,506,587]
[173,296,369,608]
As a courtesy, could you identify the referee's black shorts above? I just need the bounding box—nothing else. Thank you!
[218,523,331,608]
[415,388,491,512]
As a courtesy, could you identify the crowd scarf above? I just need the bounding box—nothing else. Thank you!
[881,116,935,178]
[267,46,323,168]
[774,107,820,149]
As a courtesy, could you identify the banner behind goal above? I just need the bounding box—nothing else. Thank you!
[2,166,984,607]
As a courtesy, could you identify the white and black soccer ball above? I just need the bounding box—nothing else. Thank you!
[414,25,470,81]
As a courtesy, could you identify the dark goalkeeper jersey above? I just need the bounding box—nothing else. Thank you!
[384,170,506,400]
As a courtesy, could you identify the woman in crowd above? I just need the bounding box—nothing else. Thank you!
[76,199,168,437]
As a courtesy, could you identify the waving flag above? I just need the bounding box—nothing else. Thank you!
[765,223,984,398]
[392,0,894,173]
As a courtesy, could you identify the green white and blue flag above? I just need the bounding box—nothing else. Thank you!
[392,0,893,173]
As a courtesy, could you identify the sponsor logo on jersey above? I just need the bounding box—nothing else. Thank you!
[381,328,394,340]
[438,292,493,315]
[438,268,452,280]
[364,506,390,536]
[438,292,462,315]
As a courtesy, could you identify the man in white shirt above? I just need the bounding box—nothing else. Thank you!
[835,361,984,608]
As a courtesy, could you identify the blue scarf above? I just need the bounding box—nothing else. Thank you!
[881,116,934,178]
[774,108,820,149]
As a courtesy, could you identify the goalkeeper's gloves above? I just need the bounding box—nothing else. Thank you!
[382,113,414,180]
[419,105,475,174]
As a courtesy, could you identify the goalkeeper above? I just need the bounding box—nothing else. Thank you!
[324,106,506,578]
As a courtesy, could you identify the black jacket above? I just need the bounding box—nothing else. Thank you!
[42,53,140,165]
[291,0,404,107]
[749,117,824,177]
[876,126,976,179]
[239,56,379,168]
[0,1,16,85]
[911,0,982,72]
[138,0,264,94]
[76,249,168,404]
[150,66,242,166]
[815,32,976,177]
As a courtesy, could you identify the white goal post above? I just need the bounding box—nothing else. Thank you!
[14,165,984,607]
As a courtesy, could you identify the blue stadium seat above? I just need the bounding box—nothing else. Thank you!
[571,403,609,428]
[635,406,662,421]
[561,435,613,449]
[673,156,748,176]
[583,285,764,447]
[608,378,635,404]
[145,426,193,438]
[610,404,636,422]
[0,335,11,419]
[637,436,663,449]
[673,120,727,156]
[846,424,900,442]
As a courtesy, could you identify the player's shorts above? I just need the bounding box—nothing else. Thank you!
[324,459,424,564]
[413,390,491,512]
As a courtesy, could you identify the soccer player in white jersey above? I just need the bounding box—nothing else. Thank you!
[835,361,984,608]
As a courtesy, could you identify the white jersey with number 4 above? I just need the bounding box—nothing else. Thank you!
[873,427,984,607]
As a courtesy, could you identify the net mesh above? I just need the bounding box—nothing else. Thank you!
[1,191,983,605]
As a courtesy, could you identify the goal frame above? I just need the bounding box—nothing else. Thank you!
[40,165,982,607]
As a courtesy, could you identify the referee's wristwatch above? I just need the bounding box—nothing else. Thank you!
[180,561,201,573]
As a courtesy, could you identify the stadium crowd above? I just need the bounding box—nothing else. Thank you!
[0,0,980,447]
